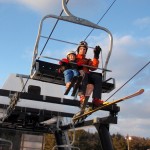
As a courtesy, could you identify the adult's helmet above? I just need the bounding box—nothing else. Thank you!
[66,51,76,57]
[77,41,88,53]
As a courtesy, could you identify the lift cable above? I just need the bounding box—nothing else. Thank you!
[38,0,70,59]
[84,0,117,41]
[105,61,150,102]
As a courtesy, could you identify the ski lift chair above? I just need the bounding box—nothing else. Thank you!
[30,0,115,93]
[31,59,65,85]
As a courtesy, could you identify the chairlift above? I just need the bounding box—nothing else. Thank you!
[30,0,115,93]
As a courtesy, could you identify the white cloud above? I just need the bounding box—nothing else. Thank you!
[108,35,149,82]
[19,0,60,14]
[134,17,150,29]
[0,0,60,14]
[110,117,150,138]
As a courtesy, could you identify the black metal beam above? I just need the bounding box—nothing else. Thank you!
[0,89,80,106]
[60,116,118,131]
[0,89,120,113]
[0,116,117,134]
[95,124,114,150]
[0,104,74,118]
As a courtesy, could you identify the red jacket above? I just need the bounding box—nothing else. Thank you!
[76,54,99,73]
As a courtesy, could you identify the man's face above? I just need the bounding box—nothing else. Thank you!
[78,46,87,55]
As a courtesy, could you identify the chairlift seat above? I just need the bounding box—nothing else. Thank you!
[102,77,115,93]
[31,59,65,85]
[31,59,115,93]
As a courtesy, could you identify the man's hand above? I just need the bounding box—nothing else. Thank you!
[94,46,101,59]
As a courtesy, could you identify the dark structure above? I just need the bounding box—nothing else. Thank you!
[0,80,119,150]
[0,0,118,149]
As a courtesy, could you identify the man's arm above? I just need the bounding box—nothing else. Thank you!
[88,46,101,71]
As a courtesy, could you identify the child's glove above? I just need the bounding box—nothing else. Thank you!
[62,58,69,63]
[59,58,69,65]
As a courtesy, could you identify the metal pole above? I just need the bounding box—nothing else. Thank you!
[126,135,131,150]
[127,138,129,150]
[40,55,112,72]
[0,138,13,150]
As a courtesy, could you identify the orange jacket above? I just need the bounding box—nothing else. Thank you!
[76,54,99,73]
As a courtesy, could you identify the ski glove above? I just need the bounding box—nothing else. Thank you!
[59,58,69,65]
[94,46,101,59]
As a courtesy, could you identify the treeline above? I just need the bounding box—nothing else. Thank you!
[1,128,150,150]
[112,133,150,150]
[44,130,150,150]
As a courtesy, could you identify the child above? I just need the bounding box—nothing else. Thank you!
[59,51,80,89]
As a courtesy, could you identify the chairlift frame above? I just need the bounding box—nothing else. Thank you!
[30,0,115,93]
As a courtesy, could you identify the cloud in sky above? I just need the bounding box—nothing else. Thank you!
[19,0,59,14]
[134,17,150,29]
[0,0,60,14]
[86,34,149,78]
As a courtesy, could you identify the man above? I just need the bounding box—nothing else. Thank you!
[76,41,104,107]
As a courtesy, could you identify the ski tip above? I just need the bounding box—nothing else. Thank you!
[139,89,144,94]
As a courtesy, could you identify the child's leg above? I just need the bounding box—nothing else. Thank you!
[72,69,80,77]
[64,69,73,88]
[66,82,71,88]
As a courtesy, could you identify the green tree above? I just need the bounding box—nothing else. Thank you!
[112,133,126,150]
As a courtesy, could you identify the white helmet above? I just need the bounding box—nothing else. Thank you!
[66,51,76,57]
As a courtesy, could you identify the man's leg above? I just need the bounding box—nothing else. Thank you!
[89,73,104,107]
[78,73,89,96]
[90,73,102,99]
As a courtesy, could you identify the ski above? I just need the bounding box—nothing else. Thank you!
[72,84,94,122]
[72,89,144,123]
[71,76,83,96]
[64,76,78,95]
[72,96,90,119]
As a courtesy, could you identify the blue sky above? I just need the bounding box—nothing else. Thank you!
[0,0,150,138]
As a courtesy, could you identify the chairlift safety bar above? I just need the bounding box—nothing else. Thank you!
[40,55,112,72]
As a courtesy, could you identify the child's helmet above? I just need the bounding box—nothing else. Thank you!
[66,51,76,57]
[77,41,88,53]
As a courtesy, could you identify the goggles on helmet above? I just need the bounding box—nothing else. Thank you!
[77,41,88,53]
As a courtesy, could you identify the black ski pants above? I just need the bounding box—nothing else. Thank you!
[79,72,102,99]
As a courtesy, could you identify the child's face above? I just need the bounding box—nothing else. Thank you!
[68,54,76,61]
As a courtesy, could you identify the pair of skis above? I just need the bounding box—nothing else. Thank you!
[72,89,144,123]
[64,76,82,96]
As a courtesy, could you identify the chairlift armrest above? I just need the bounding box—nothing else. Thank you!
[103,78,115,84]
